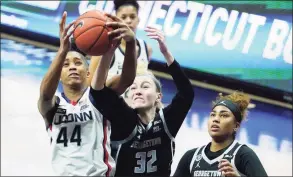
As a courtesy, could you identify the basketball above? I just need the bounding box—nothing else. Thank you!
[73,10,113,56]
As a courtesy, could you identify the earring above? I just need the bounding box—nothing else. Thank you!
[233,128,237,131]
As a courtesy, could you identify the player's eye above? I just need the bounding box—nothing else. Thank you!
[75,61,82,65]
[142,85,149,89]
[130,86,136,90]
[130,15,136,19]
[219,114,229,118]
[210,113,215,117]
[121,15,126,19]
[63,63,69,67]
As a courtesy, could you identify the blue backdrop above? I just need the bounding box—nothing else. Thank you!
[1,1,292,92]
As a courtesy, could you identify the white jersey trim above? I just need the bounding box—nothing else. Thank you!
[189,147,202,173]
[115,144,122,163]
[159,109,175,141]
[202,140,237,165]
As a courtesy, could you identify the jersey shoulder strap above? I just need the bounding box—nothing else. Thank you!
[136,38,149,60]
[189,145,205,172]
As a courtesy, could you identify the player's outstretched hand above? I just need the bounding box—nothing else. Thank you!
[144,26,168,55]
[105,13,135,43]
[218,159,240,177]
[59,11,76,53]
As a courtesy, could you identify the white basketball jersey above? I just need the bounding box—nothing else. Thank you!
[48,88,116,176]
[107,38,149,80]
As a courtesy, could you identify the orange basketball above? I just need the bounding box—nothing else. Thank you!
[73,10,113,56]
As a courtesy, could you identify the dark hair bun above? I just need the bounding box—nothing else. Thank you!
[114,0,139,12]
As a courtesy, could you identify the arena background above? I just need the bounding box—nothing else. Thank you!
[1,1,292,176]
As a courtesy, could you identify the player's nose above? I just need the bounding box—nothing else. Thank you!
[125,17,132,25]
[69,64,77,71]
[134,88,142,95]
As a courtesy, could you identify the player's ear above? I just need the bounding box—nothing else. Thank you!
[156,93,162,102]
[234,122,240,132]
[86,70,90,78]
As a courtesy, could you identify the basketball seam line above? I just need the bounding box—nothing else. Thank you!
[78,16,112,31]
[75,25,105,40]
[88,26,107,53]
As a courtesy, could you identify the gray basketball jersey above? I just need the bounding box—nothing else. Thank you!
[189,141,245,177]
[107,38,149,80]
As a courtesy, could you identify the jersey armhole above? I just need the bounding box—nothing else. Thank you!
[110,54,115,69]
[44,96,60,130]
[159,109,175,141]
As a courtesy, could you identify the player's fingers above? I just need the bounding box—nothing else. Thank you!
[64,21,76,36]
[157,30,165,38]
[222,171,236,177]
[106,21,126,29]
[218,161,231,169]
[145,27,164,38]
[146,33,157,37]
[146,32,164,41]
[64,27,75,41]
[218,166,234,172]
[145,26,158,30]
[148,36,160,40]
[113,35,123,42]
[108,28,127,36]
[146,30,164,38]
[59,11,67,32]
[146,31,157,36]
[144,28,157,33]
[105,13,122,22]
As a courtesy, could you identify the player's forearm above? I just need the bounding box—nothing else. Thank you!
[162,49,175,66]
[91,52,114,90]
[168,60,194,101]
[40,50,67,100]
[118,40,137,92]
[87,56,102,86]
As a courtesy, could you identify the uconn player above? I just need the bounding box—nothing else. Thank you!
[88,0,152,86]
[174,92,268,177]
[37,11,136,176]
[90,26,194,176]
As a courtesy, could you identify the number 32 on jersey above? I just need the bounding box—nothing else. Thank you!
[135,150,157,173]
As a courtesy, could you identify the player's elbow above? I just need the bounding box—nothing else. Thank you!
[114,81,132,95]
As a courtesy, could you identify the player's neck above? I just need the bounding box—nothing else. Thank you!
[63,85,86,102]
[120,39,137,51]
[210,138,234,152]
[120,39,127,48]
[137,107,156,125]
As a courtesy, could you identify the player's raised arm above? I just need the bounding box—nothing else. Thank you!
[38,11,75,116]
[90,43,119,91]
[145,26,194,137]
[89,13,136,95]
[106,13,137,94]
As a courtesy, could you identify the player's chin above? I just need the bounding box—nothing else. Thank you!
[133,104,149,110]
[68,79,83,86]
[208,131,223,138]
[133,104,144,110]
